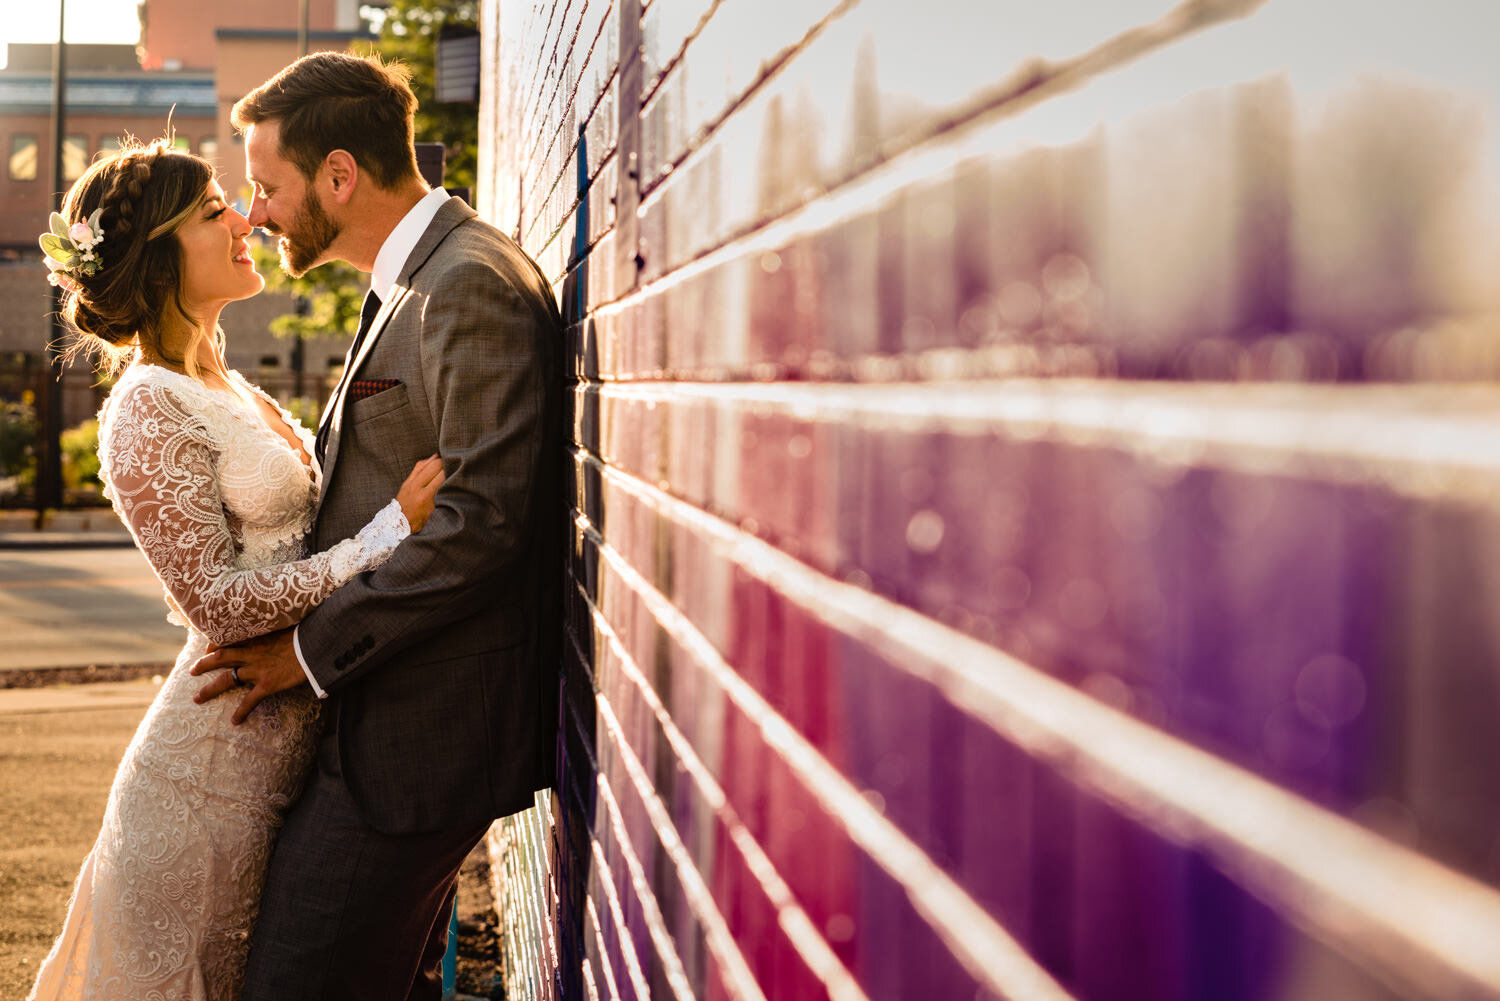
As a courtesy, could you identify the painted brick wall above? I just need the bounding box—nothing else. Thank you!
[476,1,1500,998]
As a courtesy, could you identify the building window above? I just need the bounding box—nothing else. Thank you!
[172,136,190,152]
[99,136,123,155]
[200,137,219,162]
[64,135,88,181]
[9,135,38,181]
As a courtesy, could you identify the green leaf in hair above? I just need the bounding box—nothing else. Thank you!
[39,235,72,262]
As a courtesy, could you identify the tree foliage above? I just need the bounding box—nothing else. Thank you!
[251,242,366,342]
[358,0,480,191]
[0,397,36,490]
[260,1,479,349]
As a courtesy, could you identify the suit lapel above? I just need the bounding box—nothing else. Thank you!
[315,196,477,507]
[342,287,407,394]
[316,286,410,506]
[317,290,398,440]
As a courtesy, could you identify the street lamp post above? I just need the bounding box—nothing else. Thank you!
[291,0,309,404]
[37,0,68,519]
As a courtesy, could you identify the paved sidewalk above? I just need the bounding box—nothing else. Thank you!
[0,678,161,997]
[0,509,133,550]
[0,680,503,999]
[0,678,164,713]
[0,545,183,673]
[0,515,502,995]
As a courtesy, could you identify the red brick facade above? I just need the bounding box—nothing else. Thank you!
[139,0,348,70]
[0,109,216,249]
[0,17,365,430]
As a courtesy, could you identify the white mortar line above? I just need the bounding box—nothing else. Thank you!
[584,478,1079,1000]
[588,822,654,1001]
[585,578,873,1001]
[593,684,766,1001]
[606,0,1263,313]
[590,452,1500,998]
[592,765,699,1001]
[586,894,626,1001]
[508,805,553,997]
[590,379,1500,501]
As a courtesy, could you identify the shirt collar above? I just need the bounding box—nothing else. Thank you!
[369,187,449,302]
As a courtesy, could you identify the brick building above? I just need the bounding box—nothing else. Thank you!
[139,0,362,70]
[0,42,220,426]
[138,0,367,209]
[0,0,370,437]
[475,1,1500,999]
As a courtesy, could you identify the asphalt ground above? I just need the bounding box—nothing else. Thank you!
[0,680,162,999]
[0,544,183,674]
[0,519,507,1000]
[0,680,504,1000]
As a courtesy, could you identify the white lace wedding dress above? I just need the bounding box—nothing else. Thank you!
[29,363,409,1001]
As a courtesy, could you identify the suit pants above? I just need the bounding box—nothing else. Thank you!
[242,723,490,1001]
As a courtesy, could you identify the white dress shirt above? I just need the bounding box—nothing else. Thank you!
[294,186,450,697]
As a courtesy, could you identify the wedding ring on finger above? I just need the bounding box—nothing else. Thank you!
[231,666,245,687]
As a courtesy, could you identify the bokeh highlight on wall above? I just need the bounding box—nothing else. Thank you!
[475,1,1500,998]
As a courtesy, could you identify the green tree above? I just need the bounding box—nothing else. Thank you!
[358,0,480,191]
[257,2,478,363]
[60,418,102,493]
[0,397,37,496]
[251,242,366,343]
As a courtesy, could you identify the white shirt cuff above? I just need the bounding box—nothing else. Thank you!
[293,626,328,699]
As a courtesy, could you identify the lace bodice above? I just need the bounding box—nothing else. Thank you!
[29,363,410,1000]
[97,363,408,646]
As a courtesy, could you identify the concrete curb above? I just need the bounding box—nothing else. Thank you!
[0,663,174,689]
[0,533,136,550]
[0,510,132,549]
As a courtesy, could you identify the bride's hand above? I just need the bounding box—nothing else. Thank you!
[396,454,445,532]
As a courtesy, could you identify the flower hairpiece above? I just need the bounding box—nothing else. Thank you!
[38,209,105,294]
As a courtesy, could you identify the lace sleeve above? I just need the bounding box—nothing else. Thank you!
[100,382,409,647]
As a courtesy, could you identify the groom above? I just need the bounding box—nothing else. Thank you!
[192,52,563,1000]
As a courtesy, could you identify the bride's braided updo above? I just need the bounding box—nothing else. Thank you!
[55,136,215,376]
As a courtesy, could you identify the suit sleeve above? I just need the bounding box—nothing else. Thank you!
[101,382,411,648]
[293,252,559,692]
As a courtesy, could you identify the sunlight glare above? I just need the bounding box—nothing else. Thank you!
[0,0,141,63]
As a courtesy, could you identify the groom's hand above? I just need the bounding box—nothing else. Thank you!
[191,627,308,725]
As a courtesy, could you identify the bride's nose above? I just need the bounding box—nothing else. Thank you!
[228,209,252,238]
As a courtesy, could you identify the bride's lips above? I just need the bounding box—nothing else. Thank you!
[232,245,254,266]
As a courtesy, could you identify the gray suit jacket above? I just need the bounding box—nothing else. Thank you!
[297,196,564,835]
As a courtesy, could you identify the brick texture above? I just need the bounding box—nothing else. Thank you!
[478,2,1500,999]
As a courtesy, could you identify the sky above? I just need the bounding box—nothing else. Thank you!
[1,0,1496,139]
[0,0,141,67]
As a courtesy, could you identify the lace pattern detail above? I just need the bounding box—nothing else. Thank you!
[29,363,408,1001]
[96,366,406,647]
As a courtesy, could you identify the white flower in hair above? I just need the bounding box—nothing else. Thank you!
[39,208,106,291]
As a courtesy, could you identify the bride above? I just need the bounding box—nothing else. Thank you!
[27,137,442,999]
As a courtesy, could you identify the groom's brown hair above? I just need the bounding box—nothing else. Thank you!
[231,51,422,190]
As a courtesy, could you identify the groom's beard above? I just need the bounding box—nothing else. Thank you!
[274,188,341,278]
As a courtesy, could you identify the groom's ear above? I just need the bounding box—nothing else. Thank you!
[322,150,358,206]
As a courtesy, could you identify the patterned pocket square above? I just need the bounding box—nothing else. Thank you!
[349,378,402,401]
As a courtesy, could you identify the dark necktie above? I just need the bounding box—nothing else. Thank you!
[317,289,382,464]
